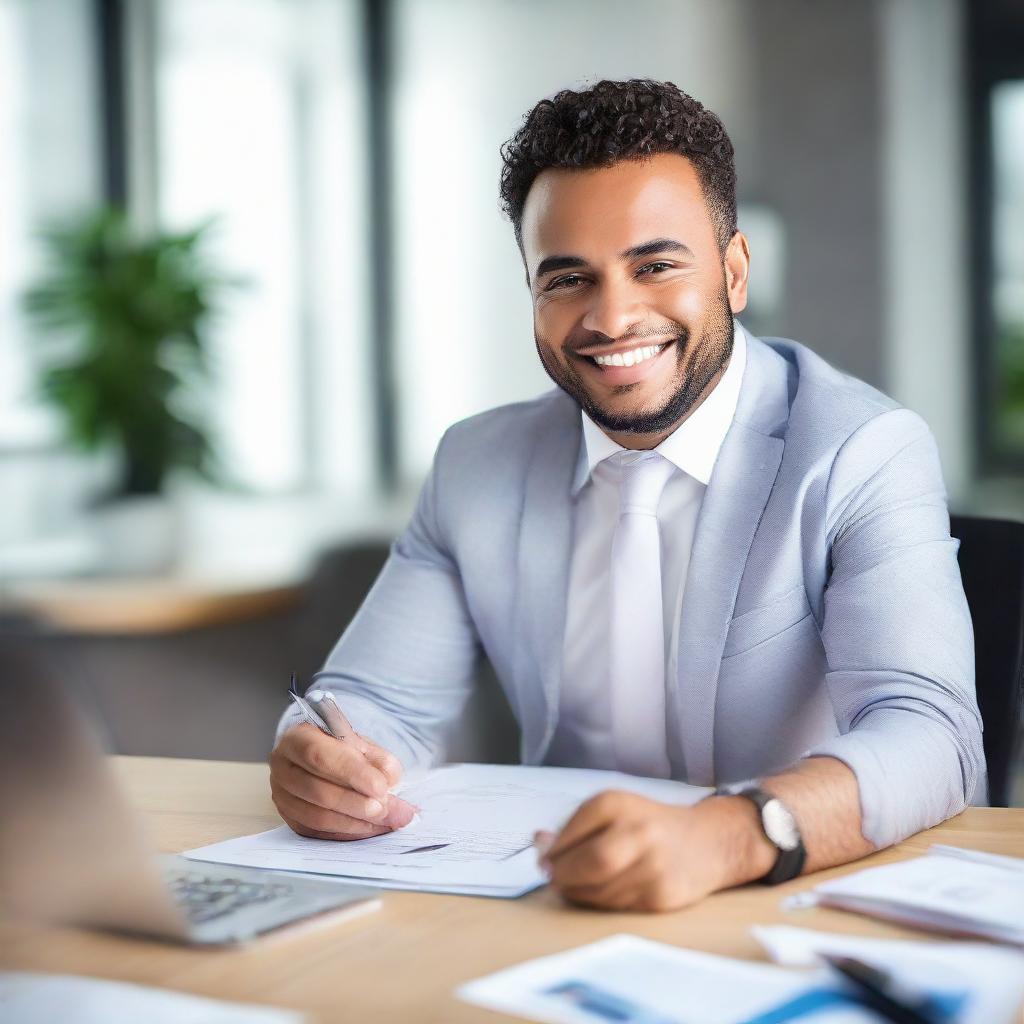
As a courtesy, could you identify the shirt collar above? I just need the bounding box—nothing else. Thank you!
[574,320,747,494]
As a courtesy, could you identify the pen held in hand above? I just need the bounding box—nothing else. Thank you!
[305,689,421,820]
[306,688,358,741]
[287,674,356,743]
[289,675,421,826]
[287,690,332,737]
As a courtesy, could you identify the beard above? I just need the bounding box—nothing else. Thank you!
[534,284,734,437]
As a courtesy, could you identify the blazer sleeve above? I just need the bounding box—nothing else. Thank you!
[805,408,986,848]
[275,428,482,770]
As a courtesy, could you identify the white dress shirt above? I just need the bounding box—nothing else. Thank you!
[546,323,747,774]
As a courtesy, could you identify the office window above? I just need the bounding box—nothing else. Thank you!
[0,0,100,448]
[154,0,373,494]
[989,81,1024,456]
[972,1,1024,471]
[0,0,106,554]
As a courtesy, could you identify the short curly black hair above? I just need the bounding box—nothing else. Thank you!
[500,79,737,255]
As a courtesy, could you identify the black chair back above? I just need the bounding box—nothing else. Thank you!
[949,515,1024,807]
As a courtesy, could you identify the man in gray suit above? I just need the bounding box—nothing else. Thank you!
[270,80,984,911]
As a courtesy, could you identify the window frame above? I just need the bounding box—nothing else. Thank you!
[94,0,400,494]
[969,0,1024,474]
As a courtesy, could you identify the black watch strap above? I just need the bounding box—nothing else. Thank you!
[718,786,806,885]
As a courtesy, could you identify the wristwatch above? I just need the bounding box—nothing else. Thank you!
[715,785,806,885]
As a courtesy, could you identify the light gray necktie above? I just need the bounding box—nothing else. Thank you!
[609,450,675,778]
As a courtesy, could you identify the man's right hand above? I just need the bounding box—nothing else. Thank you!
[270,723,417,840]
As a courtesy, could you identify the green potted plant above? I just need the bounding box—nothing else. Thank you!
[23,208,231,574]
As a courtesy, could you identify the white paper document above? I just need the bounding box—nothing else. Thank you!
[458,934,811,1024]
[459,929,1024,1024]
[754,926,1024,1024]
[803,844,1024,945]
[457,933,916,1024]
[185,763,709,897]
[0,972,303,1024]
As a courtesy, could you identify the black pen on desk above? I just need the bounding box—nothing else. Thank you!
[821,955,942,1024]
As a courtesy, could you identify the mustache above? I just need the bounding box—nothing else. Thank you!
[565,323,689,356]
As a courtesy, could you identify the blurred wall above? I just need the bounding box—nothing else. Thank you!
[881,0,971,501]
[390,0,760,478]
[747,0,883,387]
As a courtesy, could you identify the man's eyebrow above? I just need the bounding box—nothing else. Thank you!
[619,237,695,261]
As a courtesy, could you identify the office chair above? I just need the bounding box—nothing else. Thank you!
[949,515,1024,807]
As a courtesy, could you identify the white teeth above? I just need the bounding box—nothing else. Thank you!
[593,344,665,368]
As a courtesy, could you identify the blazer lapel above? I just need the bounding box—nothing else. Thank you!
[513,394,584,764]
[670,333,790,784]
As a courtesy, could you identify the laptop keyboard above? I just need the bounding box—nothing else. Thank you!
[165,869,295,925]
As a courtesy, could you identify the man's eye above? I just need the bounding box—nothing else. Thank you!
[637,261,673,276]
[548,274,585,290]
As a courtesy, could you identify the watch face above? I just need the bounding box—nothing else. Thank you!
[762,799,800,851]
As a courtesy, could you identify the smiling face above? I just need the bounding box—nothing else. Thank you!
[521,153,750,449]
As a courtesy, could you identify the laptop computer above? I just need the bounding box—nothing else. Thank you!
[0,635,380,945]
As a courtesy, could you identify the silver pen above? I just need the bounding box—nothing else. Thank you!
[288,674,361,742]
[287,673,336,738]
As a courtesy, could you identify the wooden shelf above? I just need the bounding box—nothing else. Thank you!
[1,576,303,634]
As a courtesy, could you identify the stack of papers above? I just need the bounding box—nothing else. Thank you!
[802,844,1024,945]
[186,763,709,898]
[457,928,1024,1024]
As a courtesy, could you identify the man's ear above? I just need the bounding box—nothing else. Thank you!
[724,231,750,315]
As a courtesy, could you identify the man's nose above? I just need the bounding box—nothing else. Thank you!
[580,278,645,340]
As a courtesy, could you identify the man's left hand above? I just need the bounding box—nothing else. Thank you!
[536,790,773,912]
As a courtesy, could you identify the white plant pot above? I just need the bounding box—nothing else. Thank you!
[91,495,179,576]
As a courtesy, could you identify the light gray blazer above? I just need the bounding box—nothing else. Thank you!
[295,327,986,849]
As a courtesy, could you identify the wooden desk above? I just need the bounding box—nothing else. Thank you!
[1,757,1021,1023]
